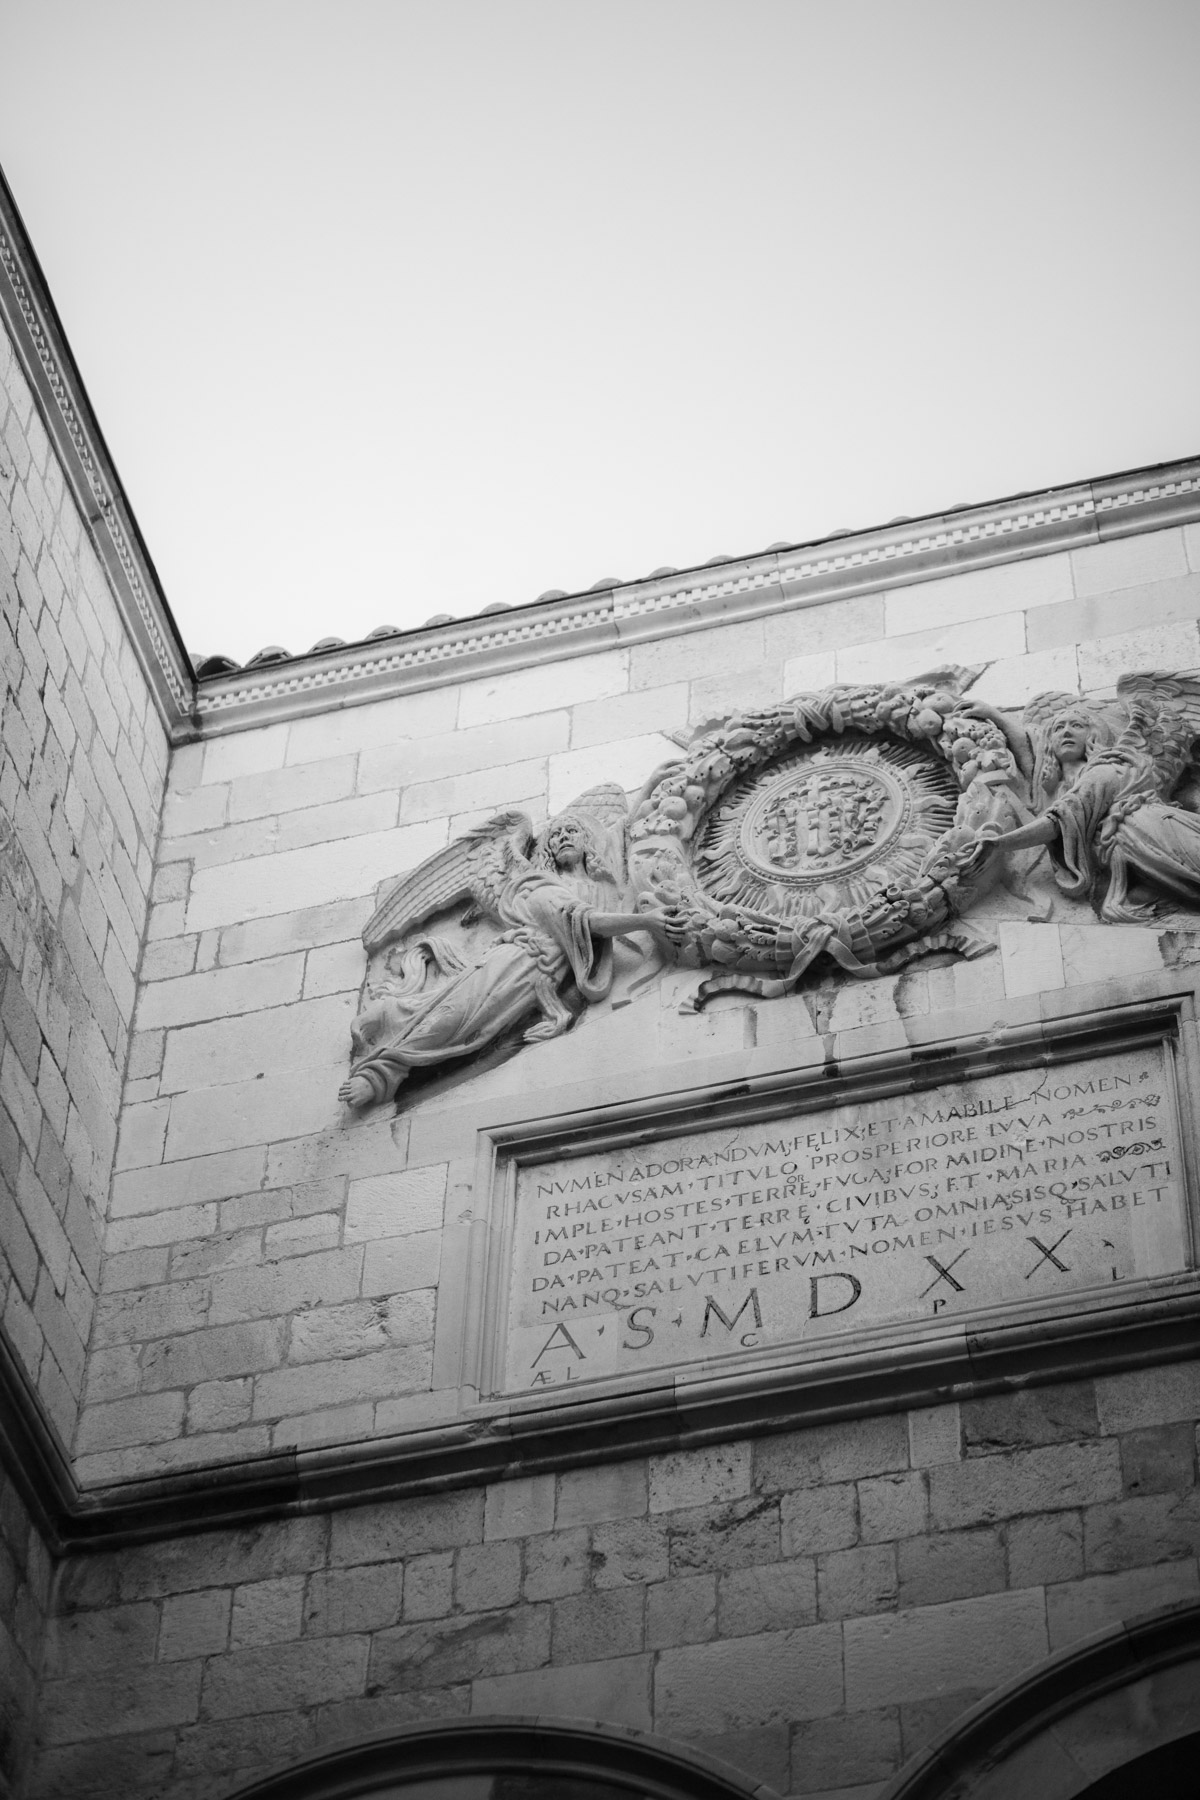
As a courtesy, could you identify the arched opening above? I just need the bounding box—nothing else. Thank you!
[879,1598,1200,1800]
[223,1718,780,1800]
[1076,1728,1200,1800]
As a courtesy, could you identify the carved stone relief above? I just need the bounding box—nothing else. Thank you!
[342,666,1200,1108]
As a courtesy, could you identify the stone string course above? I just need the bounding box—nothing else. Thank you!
[34,1371,1200,1800]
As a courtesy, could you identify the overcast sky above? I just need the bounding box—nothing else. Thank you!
[2,0,1198,664]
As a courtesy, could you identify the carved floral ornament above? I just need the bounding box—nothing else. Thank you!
[340,667,1200,1109]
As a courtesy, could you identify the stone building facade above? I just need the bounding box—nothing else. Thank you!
[1,170,1199,1800]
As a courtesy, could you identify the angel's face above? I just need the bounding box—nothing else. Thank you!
[1050,711,1092,764]
[546,817,587,868]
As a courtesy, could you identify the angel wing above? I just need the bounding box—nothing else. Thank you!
[1115,671,1200,799]
[361,811,535,955]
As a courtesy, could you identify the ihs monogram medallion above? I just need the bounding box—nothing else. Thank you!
[625,679,1020,997]
[697,734,959,921]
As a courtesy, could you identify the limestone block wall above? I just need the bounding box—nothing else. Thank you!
[0,317,168,1455]
[81,520,1200,1481]
[33,1367,1200,1800]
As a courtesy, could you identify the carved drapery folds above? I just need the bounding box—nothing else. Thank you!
[343,667,1200,1107]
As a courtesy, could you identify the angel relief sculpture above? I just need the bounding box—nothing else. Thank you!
[342,667,1200,1111]
[969,672,1200,922]
[338,786,676,1109]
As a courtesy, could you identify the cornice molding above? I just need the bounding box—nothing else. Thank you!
[190,457,1200,740]
[0,169,194,733]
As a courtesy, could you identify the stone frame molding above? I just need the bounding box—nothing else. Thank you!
[468,993,1198,1409]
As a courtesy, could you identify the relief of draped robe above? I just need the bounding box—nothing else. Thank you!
[345,869,618,1106]
[341,793,674,1111]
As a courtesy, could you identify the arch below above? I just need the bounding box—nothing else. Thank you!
[878,1598,1200,1800]
[1077,1729,1200,1800]
[223,1716,782,1800]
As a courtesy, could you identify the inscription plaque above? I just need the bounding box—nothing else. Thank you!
[499,1044,1191,1394]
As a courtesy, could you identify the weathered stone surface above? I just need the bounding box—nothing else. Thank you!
[817,1544,898,1621]
[330,1491,483,1567]
[1082,1491,1200,1572]
[646,1574,717,1650]
[1095,1362,1200,1433]
[897,1528,1005,1608]
[172,1710,318,1780]
[758,1420,910,1495]
[780,1485,859,1558]
[690,1724,789,1794]
[961,1382,1100,1453]
[843,1591,1048,1707]
[655,1625,844,1734]
[455,1541,521,1613]
[369,1605,550,1691]
[928,1441,1123,1529]
[472,1654,652,1731]
[790,1706,903,1794]
[229,1576,305,1649]
[1046,1561,1200,1649]
[114,1518,329,1601]
[898,1687,992,1761]
[858,1473,927,1543]
[158,1590,231,1661]
[1005,1511,1084,1588]
[305,1569,408,1641]
[591,1518,670,1589]
[1118,1423,1196,1496]
[551,1588,643,1663]
[522,1529,589,1602]
[483,1474,554,1542]
[667,1497,781,1576]
[38,1664,203,1743]
[200,1636,368,1718]
[718,1560,817,1636]
[42,1602,159,1678]
[556,1460,647,1529]
[402,1553,454,1621]
[649,1444,752,1513]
